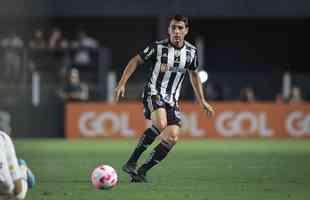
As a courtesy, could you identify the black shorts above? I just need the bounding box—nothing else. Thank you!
[143,95,181,126]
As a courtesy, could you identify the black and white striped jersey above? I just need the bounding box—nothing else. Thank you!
[139,39,198,106]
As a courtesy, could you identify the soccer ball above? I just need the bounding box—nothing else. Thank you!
[91,164,118,190]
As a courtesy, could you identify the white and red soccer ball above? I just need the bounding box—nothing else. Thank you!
[91,164,118,190]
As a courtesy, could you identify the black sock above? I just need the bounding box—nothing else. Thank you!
[138,141,173,175]
[127,125,161,164]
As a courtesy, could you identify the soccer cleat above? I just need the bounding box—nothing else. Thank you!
[130,173,149,183]
[18,159,36,189]
[122,162,137,176]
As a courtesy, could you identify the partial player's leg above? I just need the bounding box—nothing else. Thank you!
[122,125,161,176]
[132,104,181,183]
[133,125,179,183]
[122,95,167,176]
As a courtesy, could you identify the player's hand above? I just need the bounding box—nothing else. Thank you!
[114,84,126,102]
[202,101,215,116]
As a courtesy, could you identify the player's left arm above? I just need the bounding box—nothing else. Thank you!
[189,70,215,116]
[187,50,214,116]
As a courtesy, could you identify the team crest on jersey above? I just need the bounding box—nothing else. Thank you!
[175,50,181,57]
[160,64,170,72]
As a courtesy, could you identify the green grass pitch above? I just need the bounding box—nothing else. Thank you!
[15,139,310,200]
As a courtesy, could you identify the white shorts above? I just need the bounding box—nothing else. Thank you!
[0,131,21,195]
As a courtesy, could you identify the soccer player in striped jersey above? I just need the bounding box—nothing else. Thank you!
[114,14,215,183]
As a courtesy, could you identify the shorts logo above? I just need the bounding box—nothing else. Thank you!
[154,95,164,106]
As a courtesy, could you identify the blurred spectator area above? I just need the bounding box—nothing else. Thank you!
[0,46,111,105]
[0,17,310,104]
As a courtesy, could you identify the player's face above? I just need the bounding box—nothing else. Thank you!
[168,20,188,48]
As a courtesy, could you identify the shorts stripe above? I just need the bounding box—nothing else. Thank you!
[147,96,154,112]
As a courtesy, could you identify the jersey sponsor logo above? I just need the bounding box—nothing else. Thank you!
[160,64,185,73]
[160,64,170,72]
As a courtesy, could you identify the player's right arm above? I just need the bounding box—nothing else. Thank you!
[114,54,144,102]
[114,43,157,102]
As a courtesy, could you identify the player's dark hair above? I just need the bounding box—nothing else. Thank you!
[169,14,189,27]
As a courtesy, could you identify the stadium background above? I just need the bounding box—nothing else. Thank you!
[0,1,310,199]
[0,0,309,138]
